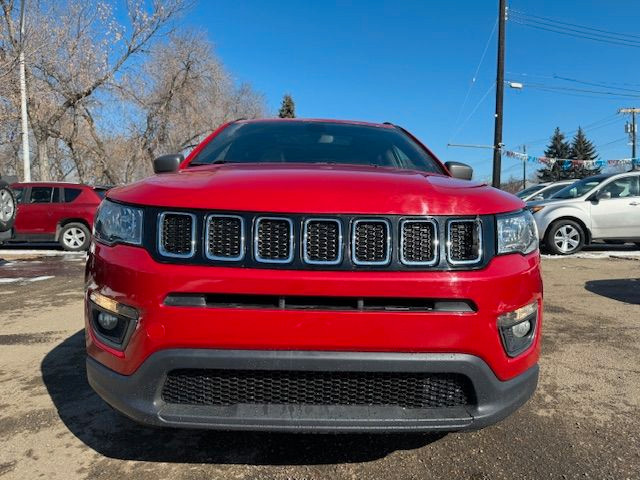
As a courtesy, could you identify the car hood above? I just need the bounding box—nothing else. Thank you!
[527,197,581,208]
[108,163,524,216]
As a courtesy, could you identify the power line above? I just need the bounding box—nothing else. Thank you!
[509,15,640,48]
[516,115,620,147]
[449,83,495,143]
[553,75,640,94]
[522,83,640,98]
[449,19,498,142]
[509,9,640,41]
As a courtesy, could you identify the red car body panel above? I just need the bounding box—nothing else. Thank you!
[109,164,523,216]
[86,243,541,381]
[12,182,102,237]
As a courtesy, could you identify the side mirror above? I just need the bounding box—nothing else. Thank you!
[444,161,473,180]
[153,153,184,174]
[595,190,611,201]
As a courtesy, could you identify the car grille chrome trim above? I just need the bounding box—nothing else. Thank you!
[399,219,439,266]
[158,212,196,258]
[254,217,294,263]
[351,219,391,266]
[205,214,245,261]
[447,219,482,265]
[303,218,343,265]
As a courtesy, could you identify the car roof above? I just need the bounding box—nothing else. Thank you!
[234,118,395,129]
[11,181,93,188]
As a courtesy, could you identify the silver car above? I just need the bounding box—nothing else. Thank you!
[515,180,575,202]
[529,171,640,255]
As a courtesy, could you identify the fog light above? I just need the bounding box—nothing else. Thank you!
[512,320,531,338]
[497,301,538,357]
[97,312,119,331]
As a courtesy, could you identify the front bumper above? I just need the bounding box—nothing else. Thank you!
[87,349,539,433]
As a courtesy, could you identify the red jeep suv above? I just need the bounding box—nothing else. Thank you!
[86,119,542,432]
[10,182,107,251]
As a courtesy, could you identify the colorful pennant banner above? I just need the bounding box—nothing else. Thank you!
[502,150,638,168]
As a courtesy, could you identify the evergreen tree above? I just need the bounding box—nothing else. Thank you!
[568,127,601,179]
[537,127,571,182]
[278,94,296,118]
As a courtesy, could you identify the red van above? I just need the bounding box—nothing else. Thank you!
[10,182,107,251]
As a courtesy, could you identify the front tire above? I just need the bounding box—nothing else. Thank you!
[545,220,585,255]
[59,223,91,251]
[0,181,16,233]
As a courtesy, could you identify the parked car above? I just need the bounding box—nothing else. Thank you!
[516,180,574,202]
[0,176,17,238]
[9,182,108,251]
[529,172,640,255]
[86,118,542,433]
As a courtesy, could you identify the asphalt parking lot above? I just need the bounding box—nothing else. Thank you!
[0,247,639,480]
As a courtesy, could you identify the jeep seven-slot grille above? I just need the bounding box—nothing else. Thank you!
[353,220,389,264]
[255,218,292,262]
[159,213,194,257]
[206,215,243,260]
[304,220,341,264]
[154,212,487,269]
[161,369,474,409]
[401,220,436,264]
[448,220,481,263]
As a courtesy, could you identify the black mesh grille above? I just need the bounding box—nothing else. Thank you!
[162,369,474,409]
[402,221,436,263]
[256,218,291,261]
[207,216,243,259]
[353,221,389,263]
[448,221,480,262]
[305,220,341,263]
[160,214,193,256]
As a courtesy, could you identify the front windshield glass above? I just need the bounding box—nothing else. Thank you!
[552,176,608,199]
[190,121,445,174]
[516,185,545,199]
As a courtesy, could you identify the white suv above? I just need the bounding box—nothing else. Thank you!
[529,171,640,255]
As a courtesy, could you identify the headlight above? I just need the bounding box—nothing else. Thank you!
[496,210,538,255]
[94,199,143,246]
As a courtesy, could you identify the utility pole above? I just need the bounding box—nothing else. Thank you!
[619,108,639,170]
[19,0,31,182]
[492,0,507,188]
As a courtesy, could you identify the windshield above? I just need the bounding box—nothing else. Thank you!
[516,185,545,199]
[552,176,608,199]
[190,121,445,174]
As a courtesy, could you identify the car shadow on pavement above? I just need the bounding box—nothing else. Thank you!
[584,278,640,305]
[41,330,445,465]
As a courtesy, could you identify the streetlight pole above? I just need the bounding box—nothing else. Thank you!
[19,0,31,182]
[492,0,507,188]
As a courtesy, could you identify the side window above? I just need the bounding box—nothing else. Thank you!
[600,177,639,199]
[64,188,82,203]
[30,187,53,203]
[12,187,25,203]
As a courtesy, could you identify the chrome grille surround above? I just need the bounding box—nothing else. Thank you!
[303,218,343,265]
[254,217,294,264]
[399,219,439,266]
[446,219,483,265]
[205,214,245,261]
[351,219,391,266]
[158,212,196,258]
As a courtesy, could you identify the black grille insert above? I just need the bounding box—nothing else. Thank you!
[206,215,244,260]
[159,213,194,257]
[162,369,474,409]
[255,218,293,262]
[353,220,390,264]
[304,219,342,264]
[448,220,481,264]
[401,220,437,264]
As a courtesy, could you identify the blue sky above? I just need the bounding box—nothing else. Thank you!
[187,0,639,181]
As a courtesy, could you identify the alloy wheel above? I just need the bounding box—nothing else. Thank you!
[553,224,581,253]
[0,189,15,222]
[63,227,86,249]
